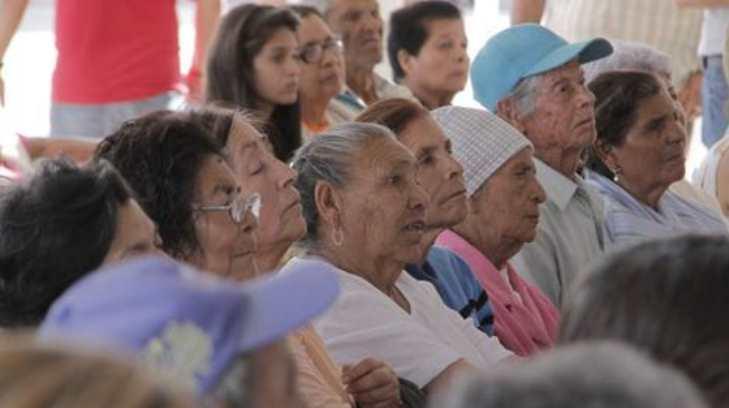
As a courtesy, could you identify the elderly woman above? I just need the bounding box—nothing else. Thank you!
[290,6,354,139]
[583,40,721,213]
[0,158,161,327]
[355,98,495,336]
[95,109,260,280]
[585,71,727,246]
[208,108,405,408]
[431,106,558,357]
[282,122,512,393]
[560,235,729,407]
[388,1,469,109]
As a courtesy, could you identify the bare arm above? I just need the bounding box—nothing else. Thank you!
[0,0,30,105]
[675,0,729,7]
[187,0,221,103]
[511,0,546,25]
[422,359,477,396]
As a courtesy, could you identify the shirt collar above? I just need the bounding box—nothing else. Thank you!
[534,158,579,211]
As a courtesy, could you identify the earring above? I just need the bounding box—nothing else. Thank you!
[332,227,344,247]
[612,166,623,183]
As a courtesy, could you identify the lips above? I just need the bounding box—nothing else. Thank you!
[574,117,593,130]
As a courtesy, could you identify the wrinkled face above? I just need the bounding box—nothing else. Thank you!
[469,149,545,247]
[610,87,686,195]
[297,14,345,103]
[336,137,428,265]
[520,61,596,159]
[398,115,466,230]
[103,199,162,265]
[225,118,306,259]
[327,0,383,70]
[190,155,258,280]
[252,28,301,107]
[401,18,469,96]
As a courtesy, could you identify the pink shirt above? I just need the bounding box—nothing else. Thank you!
[435,230,560,356]
[53,0,180,103]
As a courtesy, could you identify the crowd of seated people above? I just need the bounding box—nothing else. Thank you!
[1,1,729,407]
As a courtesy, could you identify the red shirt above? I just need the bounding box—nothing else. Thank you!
[52,0,180,104]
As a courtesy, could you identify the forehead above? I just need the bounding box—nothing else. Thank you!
[298,14,334,43]
[331,0,378,15]
[636,88,675,119]
[356,136,416,173]
[539,60,583,84]
[262,28,298,49]
[227,117,263,151]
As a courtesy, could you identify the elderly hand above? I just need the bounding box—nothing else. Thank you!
[342,358,402,408]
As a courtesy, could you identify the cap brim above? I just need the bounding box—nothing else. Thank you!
[236,261,340,351]
[525,38,613,78]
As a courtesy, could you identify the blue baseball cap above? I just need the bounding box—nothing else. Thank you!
[39,256,340,395]
[471,24,613,111]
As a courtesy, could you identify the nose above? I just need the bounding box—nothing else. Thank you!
[275,158,297,189]
[363,11,382,33]
[577,83,596,109]
[531,177,546,205]
[445,154,464,181]
[408,180,429,215]
[288,54,302,77]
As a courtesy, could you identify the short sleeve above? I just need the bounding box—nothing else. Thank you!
[314,281,463,388]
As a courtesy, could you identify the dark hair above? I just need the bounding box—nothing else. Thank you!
[560,235,729,407]
[206,4,302,162]
[388,1,462,83]
[585,71,662,179]
[94,109,231,260]
[355,97,430,136]
[0,158,132,327]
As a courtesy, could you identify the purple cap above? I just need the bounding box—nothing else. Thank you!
[38,256,340,395]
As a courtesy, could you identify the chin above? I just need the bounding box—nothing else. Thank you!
[231,254,259,281]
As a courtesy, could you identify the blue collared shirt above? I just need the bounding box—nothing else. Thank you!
[586,170,728,247]
[406,246,494,335]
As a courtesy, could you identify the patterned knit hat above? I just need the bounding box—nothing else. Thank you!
[431,106,532,197]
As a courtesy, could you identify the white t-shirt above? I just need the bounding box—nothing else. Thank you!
[280,257,513,388]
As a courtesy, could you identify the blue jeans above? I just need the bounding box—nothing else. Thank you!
[702,55,729,148]
[50,91,176,138]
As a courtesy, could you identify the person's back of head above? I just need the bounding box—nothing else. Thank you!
[430,341,707,408]
[0,333,195,408]
[0,158,133,328]
[560,235,729,407]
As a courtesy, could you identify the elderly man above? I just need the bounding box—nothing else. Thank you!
[299,0,412,114]
[470,24,612,307]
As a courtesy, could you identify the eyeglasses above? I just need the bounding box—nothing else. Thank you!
[299,38,343,65]
[193,192,261,225]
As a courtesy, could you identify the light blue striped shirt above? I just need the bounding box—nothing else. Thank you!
[586,170,728,247]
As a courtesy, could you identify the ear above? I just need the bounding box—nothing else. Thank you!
[594,139,619,171]
[397,49,415,78]
[314,180,344,230]
[496,98,527,134]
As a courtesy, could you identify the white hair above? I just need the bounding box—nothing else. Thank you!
[430,341,707,408]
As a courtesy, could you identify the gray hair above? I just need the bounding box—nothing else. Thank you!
[584,40,671,84]
[431,341,707,408]
[291,122,397,248]
[503,75,542,118]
